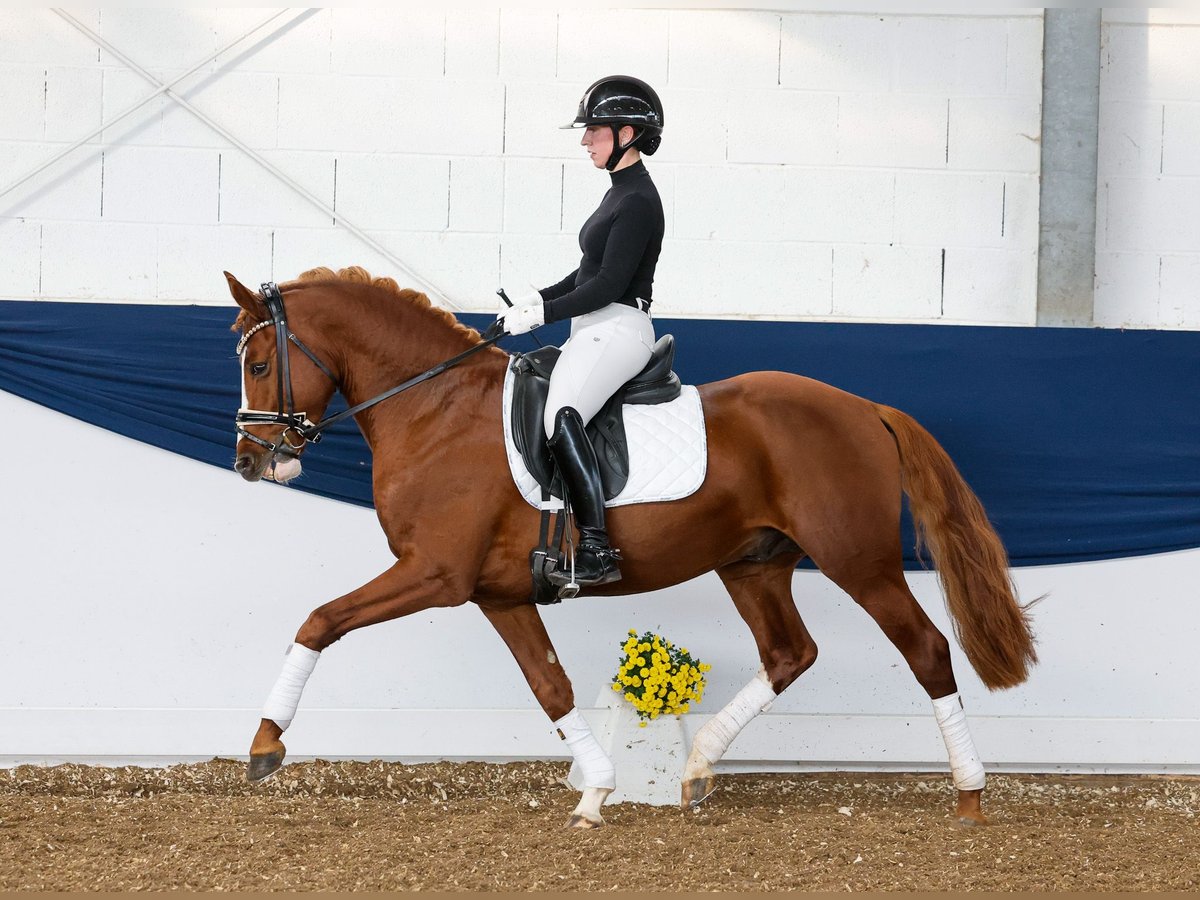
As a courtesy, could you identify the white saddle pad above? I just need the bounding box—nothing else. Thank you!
[501,364,708,511]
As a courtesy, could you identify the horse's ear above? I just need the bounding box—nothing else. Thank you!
[224,271,266,318]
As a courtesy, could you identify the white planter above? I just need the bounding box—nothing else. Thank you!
[569,690,688,807]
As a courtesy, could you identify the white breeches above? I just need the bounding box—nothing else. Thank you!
[543,303,655,438]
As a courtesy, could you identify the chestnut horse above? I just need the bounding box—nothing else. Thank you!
[228,266,1035,828]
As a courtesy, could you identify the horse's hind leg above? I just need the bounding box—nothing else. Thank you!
[682,556,816,808]
[479,601,614,829]
[835,566,988,826]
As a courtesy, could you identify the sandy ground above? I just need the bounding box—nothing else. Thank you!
[2,760,1198,892]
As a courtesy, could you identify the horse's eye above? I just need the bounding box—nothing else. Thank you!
[249,362,268,377]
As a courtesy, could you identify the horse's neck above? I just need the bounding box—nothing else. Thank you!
[330,301,505,448]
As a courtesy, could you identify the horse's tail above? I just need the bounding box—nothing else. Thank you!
[874,403,1036,690]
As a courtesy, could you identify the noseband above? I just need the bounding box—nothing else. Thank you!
[235,281,504,459]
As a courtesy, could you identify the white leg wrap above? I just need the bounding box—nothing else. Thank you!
[554,708,615,790]
[932,692,986,791]
[262,643,320,731]
[690,669,777,769]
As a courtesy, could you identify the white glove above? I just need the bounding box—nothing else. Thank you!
[499,300,546,335]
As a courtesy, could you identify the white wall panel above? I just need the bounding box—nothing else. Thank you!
[44,66,105,143]
[444,11,500,80]
[1096,12,1200,328]
[157,224,273,304]
[673,165,786,242]
[893,16,1009,96]
[668,11,781,89]
[895,172,1006,249]
[161,70,281,151]
[1105,177,1200,254]
[0,64,48,141]
[836,93,949,169]
[99,66,166,146]
[831,244,941,320]
[556,10,669,87]
[0,221,41,297]
[101,145,219,225]
[212,9,331,76]
[0,9,99,66]
[330,9,445,78]
[1093,250,1160,329]
[1097,100,1163,179]
[40,221,157,300]
[781,168,895,245]
[948,96,1041,173]
[1162,103,1200,177]
[725,90,840,166]
[502,158,562,234]
[4,392,1198,771]
[448,157,504,233]
[335,154,449,232]
[1158,254,1200,329]
[502,81,583,159]
[0,142,102,221]
[96,8,219,72]
[780,14,892,94]
[500,233,582,295]
[217,150,333,229]
[497,9,557,82]
[942,247,1037,325]
[1004,16,1045,98]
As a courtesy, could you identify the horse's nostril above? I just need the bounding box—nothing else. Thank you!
[235,454,255,473]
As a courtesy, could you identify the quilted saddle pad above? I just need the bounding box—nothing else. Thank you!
[501,364,708,511]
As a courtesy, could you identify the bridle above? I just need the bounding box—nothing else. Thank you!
[235,282,504,459]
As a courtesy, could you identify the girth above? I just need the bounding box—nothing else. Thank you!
[510,334,682,501]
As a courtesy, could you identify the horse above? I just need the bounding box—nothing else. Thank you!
[227,265,1036,829]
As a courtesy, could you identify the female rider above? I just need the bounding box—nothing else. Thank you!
[498,75,665,587]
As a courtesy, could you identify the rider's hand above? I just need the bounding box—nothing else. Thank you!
[497,301,545,335]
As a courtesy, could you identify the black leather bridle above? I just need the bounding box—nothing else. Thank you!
[235,282,503,459]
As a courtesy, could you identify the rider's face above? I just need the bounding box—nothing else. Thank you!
[581,125,612,169]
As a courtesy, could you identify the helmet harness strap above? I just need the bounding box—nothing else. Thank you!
[605,124,642,172]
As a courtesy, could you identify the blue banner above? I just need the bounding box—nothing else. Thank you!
[1,299,1196,567]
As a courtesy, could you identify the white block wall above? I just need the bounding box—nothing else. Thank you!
[0,8,1045,325]
[1096,9,1200,329]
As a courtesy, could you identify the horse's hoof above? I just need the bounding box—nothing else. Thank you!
[954,788,989,826]
[246,750,285,783]
[566,813,604,829]
[681,776,716,809]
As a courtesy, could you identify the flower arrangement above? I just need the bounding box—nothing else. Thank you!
[611,629,710,726]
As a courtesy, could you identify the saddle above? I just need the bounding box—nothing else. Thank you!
[510,334,682,501]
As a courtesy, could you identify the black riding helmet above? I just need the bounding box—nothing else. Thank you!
[562,75,664,171]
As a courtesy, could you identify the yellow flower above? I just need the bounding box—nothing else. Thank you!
[612,683,622,692]
[638,720,647,728]
[639,668,649,678]
[624,692,635,701]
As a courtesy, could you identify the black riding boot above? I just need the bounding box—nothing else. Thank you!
[547,407,622,587]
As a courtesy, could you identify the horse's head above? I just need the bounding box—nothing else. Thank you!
[226,272,337,485]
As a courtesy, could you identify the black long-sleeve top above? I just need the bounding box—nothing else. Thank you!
[538,160,664,324]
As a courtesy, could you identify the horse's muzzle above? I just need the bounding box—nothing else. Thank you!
[235,452,265,482]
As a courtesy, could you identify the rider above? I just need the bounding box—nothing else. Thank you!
[498,75,665,587]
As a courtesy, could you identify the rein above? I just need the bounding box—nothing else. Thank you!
[236,281,503,457]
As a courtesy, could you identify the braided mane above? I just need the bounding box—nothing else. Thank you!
[231,266,480,343]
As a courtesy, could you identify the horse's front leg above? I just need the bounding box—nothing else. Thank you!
[247,552,471,782]
[479,601,615,829]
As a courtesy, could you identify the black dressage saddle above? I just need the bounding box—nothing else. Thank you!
[510,334,682,501]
